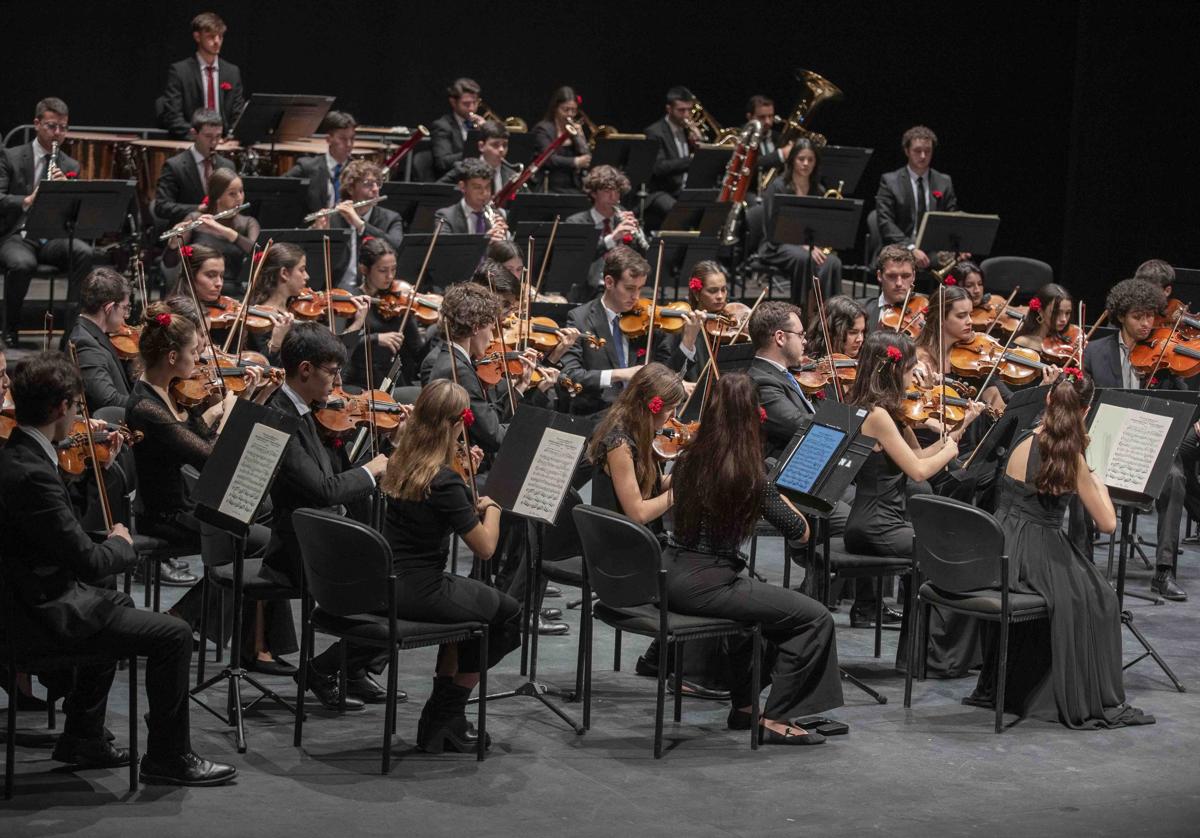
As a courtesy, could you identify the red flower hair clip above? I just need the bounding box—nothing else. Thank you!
[647,396,664,415]
[944,276,957,286]
[460,407,475,429]
[886,345,903,363]
[154,313,172,327]
[1149,376,1160,387]
[253,250,265,264]
[1028,297,1042,312]
[64,170,78,179]
[688,276,703,293]
[362,236,375,243]
[932,190,943,200]
[758,406,768,424]
[179,245,194,258]
[220,81,233,91]
[1062,366,1083,382]
[198,195,209,209]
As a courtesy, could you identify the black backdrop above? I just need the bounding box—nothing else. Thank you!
[4,0,1197,312]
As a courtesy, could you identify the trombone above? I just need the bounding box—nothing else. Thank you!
[478,100,528,133]
[688,100,739,146]
[578,109,618,151]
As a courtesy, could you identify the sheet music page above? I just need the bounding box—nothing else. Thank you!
[1086,403,1125,477]
[1104,411,1171,494]
[218,422,291,524]
[511,427,586,524]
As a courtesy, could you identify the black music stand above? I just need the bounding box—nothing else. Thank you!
[818,146,874,194]
[512,221,599,299]
[190,400,299,752]
[771,194,864,305]
[467,405,589,734]
[241,177,310,228]
[678,343,756,424]
[25,179,136,345]
[662,189,729,236]
[1085,388,1191,691]
[252,229,350,292]
[687,145,734,190]
[379,182,458,233]
[591,136,658,196]
[506,193,590,227]
[395,233,487,290]
[231,93,334,156]
[915,211,1001,258]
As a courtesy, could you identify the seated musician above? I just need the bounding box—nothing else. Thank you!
[1134,258,1176,297]
[264,322,390,710]
[162,168,259,294]
[0,351,236,786]
[430,78,484,178]
[433,159,510,240]
[310,159,403,287]
[532,86,591,193]
[71,267,135,410]
[642,86,701,230]
[0,97,91,348]
[914,284,1009,415]
[565,165,646,299]
[873,125,959,271]
[747,301,819,460]
[344,236,428,389]
[758,139,843,312]
[437,120,520,194]
[1012,283,1076,356]
[159,12,245,139]
[487,239,525,281]
[153,108,235,227]
[668,260,736,382]
[955,260,991,314]
[285,111,357,214]
[171,243,285,353]
[859,244,918,331]
[1083,278,1194,601]
[803,294,866,401]
[746,94,791,192]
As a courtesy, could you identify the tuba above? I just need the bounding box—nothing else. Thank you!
[688,99,740,146]
[761,68,843,187]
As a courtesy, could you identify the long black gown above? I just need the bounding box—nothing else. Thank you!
[966,434,1154,728]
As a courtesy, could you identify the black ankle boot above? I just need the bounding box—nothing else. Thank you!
[417,680,489,754]
[417,676,451,746]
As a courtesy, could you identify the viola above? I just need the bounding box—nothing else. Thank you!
[879,294,929,338]
[1041,325,1082,365]
[970,294,1025,335]
[791,354,857,395]
[170,355,283,407]
[57,420,143,476]
[206,296,274,333]
[290,287,358,320]
[900,384,978,430]
[474,348,532,387]
[652,418,699,460]
[1130,328,1200,379]
[948,332,1046,386]
[107,323,142,360]
[314,386,411,436]
[502,314,605,353]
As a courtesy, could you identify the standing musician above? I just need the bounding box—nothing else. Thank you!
[565,165,645,299]
[860,244,918,331]
[265,322,390,710]
[310,159,404,288]
[344,236,428,389]
[158,12,245,139]
[153,108,235,227]
[71,268,135,410]
[284,111,357,214]
[643,86,700,230]
[433,159,510,240]
[804,295,867,401]
[531,86,591,193]
[1012,283,1076,356]
[746,94,791,191]
[758,139,843,311]
[0,97,90,348]
[162,168,259,293]
[437,120,521,194]
[873,125,959,270]
[0,351,237,786]
[430,78,484,178]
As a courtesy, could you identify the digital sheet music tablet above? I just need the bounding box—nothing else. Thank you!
[775,423,847,494]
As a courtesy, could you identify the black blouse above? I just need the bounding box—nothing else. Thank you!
[125,379,214,519]
[590,425,665,534]
[385,466,480,572]
[671,483,807,558]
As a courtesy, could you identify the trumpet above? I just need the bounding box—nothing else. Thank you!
[303,195,385,224]
[159,202,250,241]
[478,100,527,133]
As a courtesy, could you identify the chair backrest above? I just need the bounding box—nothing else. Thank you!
[978,256,1053,300]
[864,209,882,270]
[542,488,583,563]
[571,504,662,608]
[293,507,392,616]
[909,494,1005,592]
[392,385,422,404]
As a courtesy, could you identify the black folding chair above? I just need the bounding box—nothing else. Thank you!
[572,504,760,758]
[978,256,1053,301]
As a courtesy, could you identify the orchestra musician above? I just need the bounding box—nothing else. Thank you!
[565,164,645,300]
[418,259,521,387]
[433,159,510,240]
[860,244,918,331]
[671,260,733,382]
[158,12,245,140]
[914,284,1008,414]
[531,86,591,193]
[955,260,988,310]
[1012,283,1075,356]
[642,86,700,230]
[310,159,404,288]
[745,94,791,191]
[0,97,90,349]
[284,111,357,213]
[162,168,259,293]
[0,351,236,786]
[873,126,959,270]
[344,236,428,389]
[430,78,484,178]
[153,108,235,227]
[747,301,819,460]
[436,120,521,194]
[804,295,866,400]
[68,268,135,415]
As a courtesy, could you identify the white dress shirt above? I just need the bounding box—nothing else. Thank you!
[196,54,221,114]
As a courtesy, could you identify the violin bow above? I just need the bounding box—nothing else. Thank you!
[893,286,914,333]
[937,280,947,440]
[1144,312,1182,388]
[394,218,444,350]
[43,312,53,352]
[67,342,114,531]
[677,286,769,418]
[532,215,560,299]
[442,315,478,502]
[809,269,842,403]
[1067,309,1108,369]
[482,267,518,417]
[322,235,335,334]
[643,241,665,365]
[975,309,1032,397]
[223,239,271,356]
[984,286,1020,339]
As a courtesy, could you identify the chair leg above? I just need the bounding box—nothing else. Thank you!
[5,665,16,800]
[613,629,621,672]
[750,626,761,752]
[919,602,930,682]
[197,576,209,687]
[571,579,589,702]
[293,595,310,748]
[996,617,1010,734]
[152,564,162,613]
[903,578,917,708]
[143,557,152,608]
[477,630,488,763]
[583,605,594,731]
[672,640,684,723]
[128,655,138,794]
[874,575,884,658]
[654,634,667,759]
[382,646,398,775]
[47,685,56,729]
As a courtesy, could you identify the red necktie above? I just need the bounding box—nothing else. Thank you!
[203,156,213,187]
[205,65,216,110]
[602,217,611,236]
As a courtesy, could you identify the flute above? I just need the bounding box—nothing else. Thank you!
[159,202,250,241]
[303,195,384,224]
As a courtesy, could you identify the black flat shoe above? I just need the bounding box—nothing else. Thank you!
[634,655,658,677]
[51,734,131,768]
[140,751,237,786]
[760,726,826,746]
[245,656,298,677]
[294,665,365,712]
[347,673,396,704]
[668,676,730,702]
[849,604,903,629]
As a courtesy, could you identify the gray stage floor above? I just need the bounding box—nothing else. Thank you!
[3,520,1199,837]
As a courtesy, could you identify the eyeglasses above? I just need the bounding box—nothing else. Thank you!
[777,330,806,339]
[38,121,68,133]
[316,364,342,378]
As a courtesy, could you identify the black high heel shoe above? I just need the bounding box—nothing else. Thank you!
[759,725,826,746]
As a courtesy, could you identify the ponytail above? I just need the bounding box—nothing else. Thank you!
[1035,370,1095,495]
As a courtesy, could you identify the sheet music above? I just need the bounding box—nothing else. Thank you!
[218,422,291,524]
[511,427,586,524]
[1086,404,1170,494]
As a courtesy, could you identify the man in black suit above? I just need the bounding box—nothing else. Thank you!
[284,111,357,214]
[874,125,958,270]
[158,12,245,140]
[261,323,389,708]
[0,97,92,347]
[642,86,701,230]
[311,159,404,287]
[433,159,511,240]
[746,301,816,460]
[858,244,918,331]
[1083,278,1197,600]
[153,108,235,227]
[69,268,134,409]
[0,352,236,785]
[430,78,484,178]
[565,165,646,299]
[746,94,791,192]
[436,120,521,194]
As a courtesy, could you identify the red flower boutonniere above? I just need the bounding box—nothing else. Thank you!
[688,276,703,293]
[64,170,78,179]
[813,390,827,400]
[460,407,475,429]
[331,437,344,449]
[932,190,943,200]
[154,313,172,327]
[575,94,583,105]
[636,347,646,359]
[179,245,194,258]
[758,406,768,424]
[220,81,233,91]
[1150,377,1161,387]
[648,396,664,415]
[622,234,633,244]
[1028,297,1042,312]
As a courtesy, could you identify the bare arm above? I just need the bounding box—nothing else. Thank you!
[864,407,958,482]
[606,442,671,525]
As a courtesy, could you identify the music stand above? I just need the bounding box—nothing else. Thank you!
[915,211,1001,257]
[25,179,137,344]
[506,193,590,227]
[591,135,657,195]
[378,182,458,233]
[1169,266,1200,312]
[395,233,487,290]
[231,93,335,158]
[678,343,756,423]
[512,221,599,299]
[686,145,734,190]
[251,228,350,292]
[818,146,874,194]
[241,176,310,228]
[190,399,299,752]
[771,194,864,305]
[662,189,729,236]
[466,405,590,734]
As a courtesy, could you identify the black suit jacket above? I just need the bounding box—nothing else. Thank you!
[1083,334,1183,390]
[430,113,467,177]
[644,117,692,198]
[263,390,376,583]
[436,158,520,191]
[748,357,814,460]
[874,166,958,247]
[0,428,137,640]
[159,56,245,139]
[71,317,133,409]
[284,155,334,214]
[532,120,586,192]
[752,128,788,183]
[428,345,512,456]
[329,204,405,284]
[0,144,83,239]
[859,295,885,332]
[433,200,505,236]
[153,148,235,225]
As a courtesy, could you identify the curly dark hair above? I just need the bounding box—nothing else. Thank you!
[806,295,866,358]
[1105,278,1166,325]
[582,164,631,196]
[441,282,501,340]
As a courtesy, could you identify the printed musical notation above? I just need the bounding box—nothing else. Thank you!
[512,427,586,523]
[1086,404,1170,494]
[218,422,290,523]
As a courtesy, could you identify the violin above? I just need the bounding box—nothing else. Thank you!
[57,420,143,476]
[1041,325,1082,365]
[290,287,358,320]
[107,323,142,360]
[619,299,697,337]
[314,386,412,436]
[473,346,533,387]
[206,296,274,333]
[900,384,982,430]
[1130,328,1200,379]
[652,418,699,460]
[948,332,1046,386]
[970,294,1025,335]
[170,355,283,407]
[705,302,752,343]
[502,314,605,352]
[791,354,858,395]
[879,294,929,338]
[1158,306,1200,339]
[376,282,442,324]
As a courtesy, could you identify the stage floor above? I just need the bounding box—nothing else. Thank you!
[3,519,1199,836]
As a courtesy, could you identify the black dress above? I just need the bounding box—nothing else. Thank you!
[967,434,1154,728]
[163,213,261,294]
[664,484,844,719]
[758,178,842,306]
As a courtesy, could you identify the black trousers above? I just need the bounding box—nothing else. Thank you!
[663,549,844,719]
[0,234,93,331]
[49,589,193,759]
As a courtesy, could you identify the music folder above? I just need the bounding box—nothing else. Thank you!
[485,406,591,527]
[770,401,875,516]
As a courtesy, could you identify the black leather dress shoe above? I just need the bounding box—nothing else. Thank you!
[140,751,237,786]
[849,604,903,628]
[537,615,569,635]
[158,562,199,587]
[347,673,399,703]
[294,665,365,712]
[51,734,131,768]
[540,607,563,621]
[1151,571,1187,601]
[544,585,562,598]
[245,656,298,677]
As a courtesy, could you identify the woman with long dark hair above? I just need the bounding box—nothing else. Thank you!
[343,236,427,388]
[804,295,866,401]
[163,168,260,290]
[532,85,590,193]
[965,370,1153,728]
[667,373,843,744]
[914,283,1006,415]
[1013,282,1075,357]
